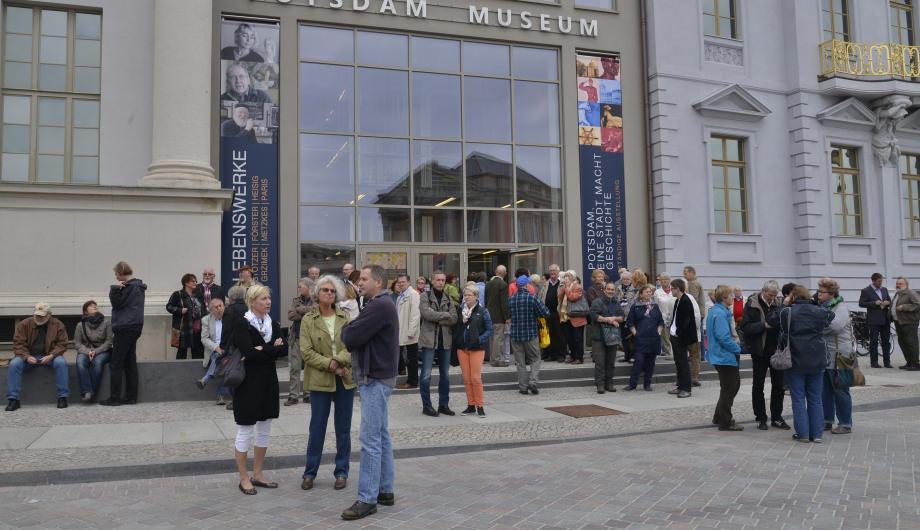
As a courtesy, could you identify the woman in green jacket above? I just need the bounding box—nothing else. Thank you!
[300,274,355,492]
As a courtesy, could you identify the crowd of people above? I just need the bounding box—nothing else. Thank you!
[6,257,920,518]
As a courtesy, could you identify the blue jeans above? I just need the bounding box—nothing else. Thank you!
[6,355,70,400]
[786,370,824,440]
[75,352,110,395]
[303,377,355,479]
[202,351,231,398]
[419,347,450,410]
[822,371,853,428]
[357,379,394,505]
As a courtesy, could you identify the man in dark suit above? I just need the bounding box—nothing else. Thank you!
[484,265,510,367]
[859,272,893,368]
[667,279,698,398]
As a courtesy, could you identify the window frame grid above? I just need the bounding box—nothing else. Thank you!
[1,4,101,184]
[902,153,920,239]
[709,134,748,234]
[830,145,863,237]
[822,0,851,41]
[703,0,739,40]
[296,25,564,247]
[890,0,914,46]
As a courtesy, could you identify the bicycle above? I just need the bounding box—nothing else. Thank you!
[849,311,898,358]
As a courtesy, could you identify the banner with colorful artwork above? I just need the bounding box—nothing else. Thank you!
[576,53,626,283]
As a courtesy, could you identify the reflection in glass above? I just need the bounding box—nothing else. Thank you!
[543,246,564,270]
[301,243,356,277]
[413,141,462,206]
[357,68,408,135]
[299,206,355,242]
[411,37,459,71]
[518,211,563,243]
[514,81,559,144]
[300,63,353,133]
[467,210,513,243]
[414,209,463,242]
[462,42,509,76]
[357,31,408,68]
[299,134,355,203]
[358,137,409,206]
[464,77,510,142]
[299,26,353,62]
[412,73,460,139]
[37,154,64,182]
[358,207,411,242]
[512,47,558,80]
[515,146,561,209]
[418,252,462,283]
[466,143,513,208]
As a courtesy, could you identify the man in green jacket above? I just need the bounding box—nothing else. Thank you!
[891,277,920,370]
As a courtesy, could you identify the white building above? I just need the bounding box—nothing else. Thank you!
[647,0,920,300]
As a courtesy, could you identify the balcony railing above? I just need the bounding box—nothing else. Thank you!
[819,39,920,79]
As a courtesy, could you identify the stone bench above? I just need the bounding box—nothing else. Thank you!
[0,359,256,405]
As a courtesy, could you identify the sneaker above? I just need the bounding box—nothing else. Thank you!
[422,407,439,417]
[597,386,605,394]
[691,381,701,387]
[341,501,377,521]
[831,426,851,434]
[677,391,691,398]
[667,387,681,395]
[476,407,486,418]
[528,385,539,395]
[226,401,234,410]
[437,406,456,416]
[460,405,476,416]
[81,392,93,402]
[623,386,637,392]
[5,399,20,412]
[643,386,653,392]
[718,423,743,431]
[757,421,769,430]
[792,434,810,443]
[216,397,226,406]
[195,378,205,390]
[771,419,791,430]
[813,438,823,443]
[519,389,529,395]
[283,397,299,406]
[604,384,617,392]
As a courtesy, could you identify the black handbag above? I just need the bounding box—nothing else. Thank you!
[217,345,246,389]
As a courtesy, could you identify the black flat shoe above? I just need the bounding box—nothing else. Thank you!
[377,492,395,506]
[758,421,768,431]
[239,482,257,495]
[437,406,456,416]
[98,398,121,406]
[251,477,278,488]
[57,397,67,409]
[342,501,377,520]
[771,420,791,430]
[5,399,20,412]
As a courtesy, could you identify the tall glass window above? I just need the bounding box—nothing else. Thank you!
[703,0,739,39]
[1,6,101,183]
[710,135,748,234]
[830,145,862,236]
[902,153,920,238]
[822,0,851,41]
[891,0,914,45]
[298,27,562,252]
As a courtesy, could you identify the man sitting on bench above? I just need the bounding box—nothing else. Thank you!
[6,303,70,411]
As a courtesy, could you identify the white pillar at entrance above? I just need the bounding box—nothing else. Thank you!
[141,0,217,188]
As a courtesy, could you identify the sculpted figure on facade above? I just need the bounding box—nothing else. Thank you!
[872,95,911,168]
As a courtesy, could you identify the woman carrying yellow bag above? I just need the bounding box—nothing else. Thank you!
[538,317,550,349]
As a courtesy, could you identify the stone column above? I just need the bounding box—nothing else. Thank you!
[141,0,217,188]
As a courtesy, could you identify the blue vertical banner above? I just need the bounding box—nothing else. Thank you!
[218,18,281,320]
[576,53,626,283]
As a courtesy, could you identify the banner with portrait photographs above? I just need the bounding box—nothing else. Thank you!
[576,53,626,283]
[218,18,280,319]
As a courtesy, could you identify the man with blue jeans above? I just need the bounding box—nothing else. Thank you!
[6,303,70,411]
[418,271,457,417]
[340,265,400,521]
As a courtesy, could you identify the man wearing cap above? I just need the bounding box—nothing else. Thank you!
[235,265,262,291]
[508,275,551,395]
[6,303,71,411]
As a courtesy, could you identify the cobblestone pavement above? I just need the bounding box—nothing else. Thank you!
[0,404,917,529]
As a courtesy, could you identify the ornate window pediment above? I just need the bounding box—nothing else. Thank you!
[897,108,920,135]
[816,97,876,129]
[692,84,770,122]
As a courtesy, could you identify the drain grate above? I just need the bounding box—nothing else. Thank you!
[545,404,627,418]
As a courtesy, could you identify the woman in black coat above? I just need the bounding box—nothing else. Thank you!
[166,273,204,359]
[232,285,287,495]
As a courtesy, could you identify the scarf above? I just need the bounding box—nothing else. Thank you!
[462,303,476,323]
[83,312,105,328]
[823,294,843,310]
[244,310,272,343]
[635,299,653,317]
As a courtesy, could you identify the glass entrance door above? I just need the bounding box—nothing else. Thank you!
[359,246,466,290]
[416,247,465,288]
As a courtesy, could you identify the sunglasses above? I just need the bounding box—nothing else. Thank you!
[319,287,336,293]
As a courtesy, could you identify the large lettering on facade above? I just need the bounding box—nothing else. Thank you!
[577,53,626,282]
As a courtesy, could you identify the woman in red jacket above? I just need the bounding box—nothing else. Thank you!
[732,286,744,326]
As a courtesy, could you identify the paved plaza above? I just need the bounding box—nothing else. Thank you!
[0,400,918,529]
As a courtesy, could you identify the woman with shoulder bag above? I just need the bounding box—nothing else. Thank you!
[589,281,624,393]
[166,273,204,359]
[768,285,835,443]
[232,285,288,495]
[454,284,493,417]
[816,278,854,435]
[564,281,590,364]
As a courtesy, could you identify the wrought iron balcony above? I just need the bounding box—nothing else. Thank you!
[819,39,919,79]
